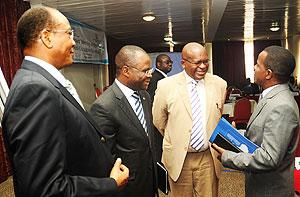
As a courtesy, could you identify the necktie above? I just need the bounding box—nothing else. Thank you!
[132,92,148,133]
[190,81,204,150]
[65,79,85,110]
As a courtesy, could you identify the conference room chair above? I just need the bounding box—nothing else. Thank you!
[232,98,251,129]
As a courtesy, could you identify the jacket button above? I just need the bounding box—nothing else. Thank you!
[100,137,106,143]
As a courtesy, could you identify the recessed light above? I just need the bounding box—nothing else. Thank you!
[270,22,280,32]
[143,12,155,22]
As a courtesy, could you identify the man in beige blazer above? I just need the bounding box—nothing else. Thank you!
[152,42,227,197]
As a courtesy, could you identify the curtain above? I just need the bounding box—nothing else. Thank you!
[0,0,30,183]
[212,41,246,88]
[0,0,30,87]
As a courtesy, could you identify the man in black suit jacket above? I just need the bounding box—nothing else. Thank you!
[147,54,173,101]
[146,54,172,162]
[2,6,129,197]
[90,45,157,197]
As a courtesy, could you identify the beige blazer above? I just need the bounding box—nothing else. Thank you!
[152,72,227,181]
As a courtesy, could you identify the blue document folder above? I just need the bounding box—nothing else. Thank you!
[209,117,259,153]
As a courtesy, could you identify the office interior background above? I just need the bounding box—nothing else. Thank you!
[1,0,300,196]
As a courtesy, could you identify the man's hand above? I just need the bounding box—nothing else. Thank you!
[211,143,225,161]
[232,121,236,128]
[110,158,129,189]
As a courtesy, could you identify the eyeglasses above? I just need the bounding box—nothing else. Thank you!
[129,66,152,76]
[183,58,210,66]
[48,29,74,39]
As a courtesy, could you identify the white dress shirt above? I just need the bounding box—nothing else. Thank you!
[115,79,138,112]
[184,71,208,151]
[24,56,85,110]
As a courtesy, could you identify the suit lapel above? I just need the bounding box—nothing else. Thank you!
[155,70,165,81]
[247,84,288,130]
[176,73,192,118]
[111,83,149,138]
[21,60,104,137]
[247,99,267,129]
[204,76,213,125]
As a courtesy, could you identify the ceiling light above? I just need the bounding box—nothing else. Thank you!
[164,35,172,42]
[270,22,280,32]
[143,12,155,22]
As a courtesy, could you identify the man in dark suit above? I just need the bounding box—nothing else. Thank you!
[2,6,129,197]
[147,54,173,102]
[146,54,172,163]
[213,46,299,197]
[90,45,157,197]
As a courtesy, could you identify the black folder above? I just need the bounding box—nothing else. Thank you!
[156,162,169,194]
[209,117,258,154]
[213,133,240,153]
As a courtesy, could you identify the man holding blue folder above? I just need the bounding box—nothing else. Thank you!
[212,46,299,197]
[153,42,227,197]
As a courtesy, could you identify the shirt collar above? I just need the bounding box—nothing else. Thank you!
[183,70,204,85]
[155,68,168,78]
[115,78,135,97]
[24,56,69,87]
[261,84,279,98]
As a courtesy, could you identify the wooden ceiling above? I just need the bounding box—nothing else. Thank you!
[29,0,300,48]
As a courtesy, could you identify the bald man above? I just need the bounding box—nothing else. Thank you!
[90,45,157,197]
[153,42,227,197]
[147,54,173,102]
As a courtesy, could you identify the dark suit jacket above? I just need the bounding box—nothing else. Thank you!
[146,70,166,161]
[90,82,157,197]
[2,60,117,197]
[147,69,165,102]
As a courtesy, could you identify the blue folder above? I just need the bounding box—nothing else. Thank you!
[209,117,258,153]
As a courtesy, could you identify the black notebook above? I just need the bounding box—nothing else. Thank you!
[213,133,240,153]
[156,162,169,194]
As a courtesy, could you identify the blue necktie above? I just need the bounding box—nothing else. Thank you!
[190,81,204,150]
[132,92,147,133]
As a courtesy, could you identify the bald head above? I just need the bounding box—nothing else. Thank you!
[181,42,209,80]
[182,42,206,59]
[115,45,151,90]
[115,45,149,76]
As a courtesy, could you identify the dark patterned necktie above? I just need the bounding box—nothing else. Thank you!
[132,92,147,133]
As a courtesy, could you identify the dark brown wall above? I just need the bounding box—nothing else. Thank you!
[106,36,125,85]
